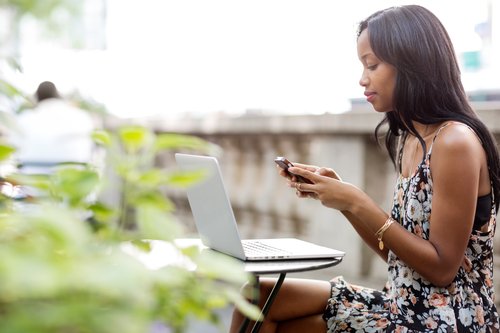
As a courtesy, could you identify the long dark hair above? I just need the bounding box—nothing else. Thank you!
[358,5,500,209]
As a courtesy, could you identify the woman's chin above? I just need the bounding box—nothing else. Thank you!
[370,104,393,113]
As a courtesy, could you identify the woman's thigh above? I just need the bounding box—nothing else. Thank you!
[258,277,332,322]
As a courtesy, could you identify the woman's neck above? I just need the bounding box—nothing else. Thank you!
[411,122,444,139]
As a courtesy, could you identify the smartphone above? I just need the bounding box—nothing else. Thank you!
[274,156,313,184]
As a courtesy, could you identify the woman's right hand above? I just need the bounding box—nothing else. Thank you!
[277,162,342,182]
[276,162,317,182]
[287,165,360,212]
[277,161,344,201]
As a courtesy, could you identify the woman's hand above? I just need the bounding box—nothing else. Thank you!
[276,162,342,181]
[276,162,316,180]
[287,165,360,213]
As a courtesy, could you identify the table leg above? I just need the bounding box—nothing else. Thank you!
[249,273,286,333]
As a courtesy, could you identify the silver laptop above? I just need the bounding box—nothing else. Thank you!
[175,153,345,261]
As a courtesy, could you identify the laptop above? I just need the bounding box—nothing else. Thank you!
[175,153,345,261]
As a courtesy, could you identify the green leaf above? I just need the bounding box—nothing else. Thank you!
[166,170,207,188]
[135,205,182,241]
[91,130,112,147]
[0,143,15,161]
[0,78,29,99]
[137,169,168,187]
[154,133,209,151]
[178,245,202,258]
[8,173,51,192]
[131,191,175,212]
[130,239,152,252]
[88,202,116,225]
[118,126,152,154]
[50,167,99,206]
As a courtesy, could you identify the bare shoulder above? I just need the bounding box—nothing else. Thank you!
[431,122,484,158]
[429,122,487,188]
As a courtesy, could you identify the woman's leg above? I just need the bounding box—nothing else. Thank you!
[229,277,332,333]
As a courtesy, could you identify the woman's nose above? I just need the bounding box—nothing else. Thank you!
[359,72,368,87]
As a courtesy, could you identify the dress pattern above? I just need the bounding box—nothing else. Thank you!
[323,123,499,332]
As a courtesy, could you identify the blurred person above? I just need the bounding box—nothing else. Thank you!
[230,5,499,332]
[9,81,96,175]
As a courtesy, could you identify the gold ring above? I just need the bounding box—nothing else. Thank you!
[297,183,302,191]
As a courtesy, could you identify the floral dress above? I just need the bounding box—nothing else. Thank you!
[323,123,499,332]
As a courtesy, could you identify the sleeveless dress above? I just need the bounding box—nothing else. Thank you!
[323,123,499,332]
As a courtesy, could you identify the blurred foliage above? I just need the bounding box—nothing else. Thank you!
[0,142,15,161]
[0,2,259,331]
[0,125,259,333]
[0,81,35,122]
[0,0,82,42]
[0,0,80,19]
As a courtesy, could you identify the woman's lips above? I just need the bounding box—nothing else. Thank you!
[364,91,376,103]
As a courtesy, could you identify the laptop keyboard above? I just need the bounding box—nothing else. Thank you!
[243,241,293,257]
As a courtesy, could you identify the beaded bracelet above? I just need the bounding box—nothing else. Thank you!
[375,217,396,250]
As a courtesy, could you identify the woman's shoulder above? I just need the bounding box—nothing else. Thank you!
[428,121,486,174]
[431,121,483,154]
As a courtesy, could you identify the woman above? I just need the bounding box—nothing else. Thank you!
[230,5,499,333]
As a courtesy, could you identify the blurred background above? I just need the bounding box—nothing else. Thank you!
[1,0,499,308]
[0,0,499,119]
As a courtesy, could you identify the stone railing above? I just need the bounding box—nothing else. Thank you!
[118,103,500,299]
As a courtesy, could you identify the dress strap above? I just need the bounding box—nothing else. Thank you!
[426,122,454,157]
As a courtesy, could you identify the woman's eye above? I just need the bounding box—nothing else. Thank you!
[367,64,378,70]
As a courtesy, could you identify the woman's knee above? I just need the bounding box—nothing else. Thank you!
[238,278,274,305]
[253,278,280,307]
